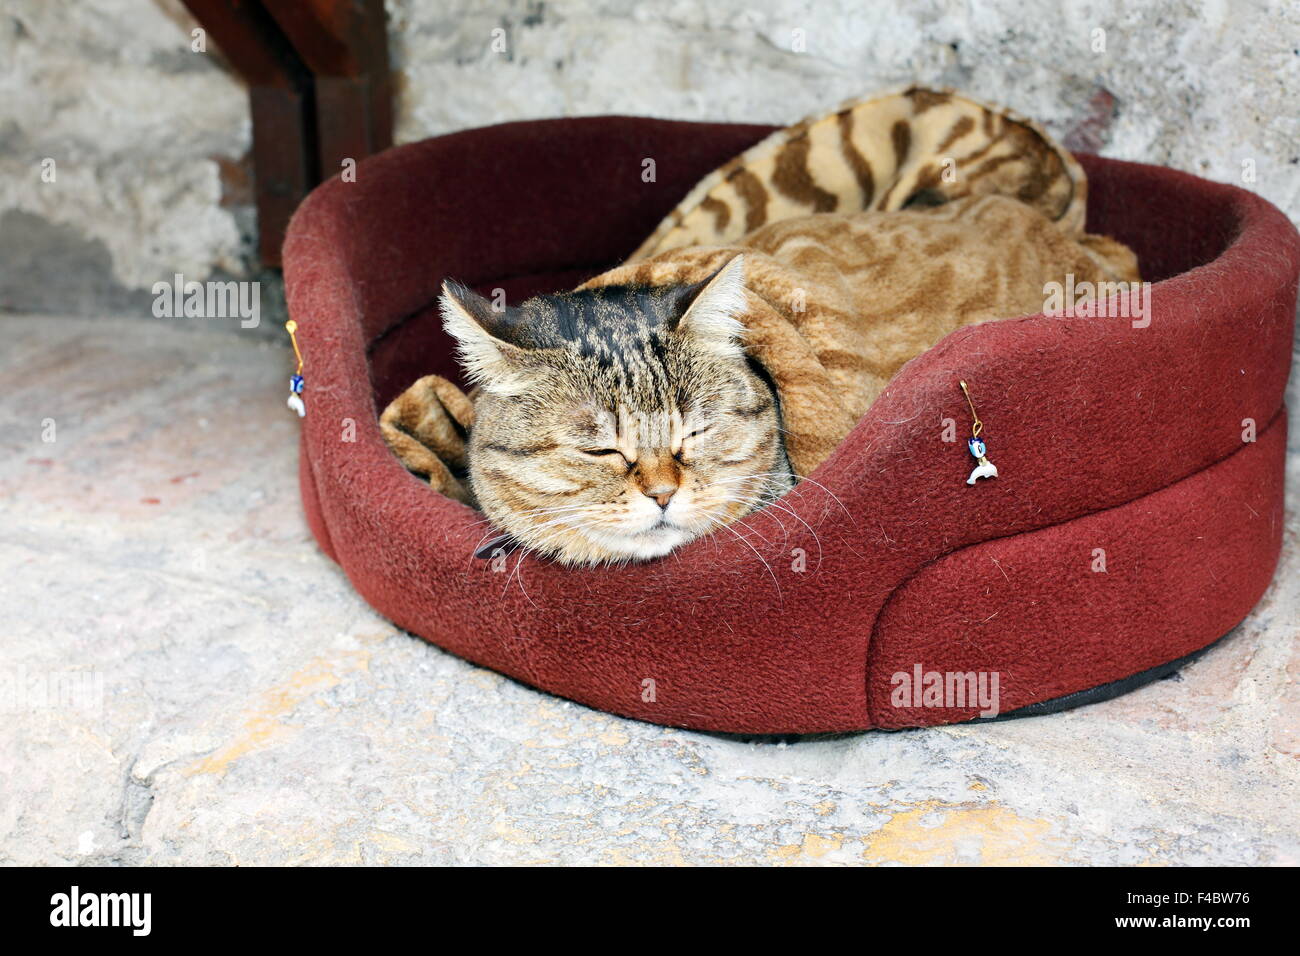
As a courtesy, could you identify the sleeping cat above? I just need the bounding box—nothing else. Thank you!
[439,194,1139,566]
[441,255,789,566]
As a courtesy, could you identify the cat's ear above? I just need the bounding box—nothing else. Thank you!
[440,280,544,395]
[674,255,748,360]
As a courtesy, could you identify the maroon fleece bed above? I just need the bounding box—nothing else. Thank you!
[282,116,1298,734]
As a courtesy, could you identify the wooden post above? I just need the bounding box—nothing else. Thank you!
[181,0,391,267]
[264,0,393,175]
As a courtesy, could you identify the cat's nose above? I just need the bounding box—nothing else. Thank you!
[643,485,677,509]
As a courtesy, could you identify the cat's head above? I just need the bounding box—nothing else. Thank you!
[441,256,792,565]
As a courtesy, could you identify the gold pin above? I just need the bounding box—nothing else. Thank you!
[959,380,997,485]
[285,320,306,417]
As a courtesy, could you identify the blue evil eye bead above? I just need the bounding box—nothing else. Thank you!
[968,437,986,458]
[290,374,305,394]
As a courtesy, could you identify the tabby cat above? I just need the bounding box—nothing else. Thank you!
[442,195,1138,567]
[404,88,1140,566]
[442,255,790,566]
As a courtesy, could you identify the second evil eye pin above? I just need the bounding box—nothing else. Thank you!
[960,380,998,485]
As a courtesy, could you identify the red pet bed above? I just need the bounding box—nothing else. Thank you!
[283,116,1298,734]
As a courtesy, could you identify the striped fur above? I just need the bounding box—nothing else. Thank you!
[382,88,1138,565]
[587,194,1137,478]
[630,85,1086,261]
[437,259,793,566]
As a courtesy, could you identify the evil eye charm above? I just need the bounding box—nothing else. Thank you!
[285,320,307,418]
[959,380,998,486]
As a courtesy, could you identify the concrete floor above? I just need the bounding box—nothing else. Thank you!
[2,314,1297,866]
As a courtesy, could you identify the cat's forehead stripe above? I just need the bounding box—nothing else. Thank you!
[520,283,689,366]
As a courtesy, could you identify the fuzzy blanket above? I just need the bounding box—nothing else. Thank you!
[381,86,1138,503]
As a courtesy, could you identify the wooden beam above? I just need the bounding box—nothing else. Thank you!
[181,0,317,267]
[264,0,393,175]
[181,0,393,267]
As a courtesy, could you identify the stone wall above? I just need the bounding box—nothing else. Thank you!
[2,0,1298,324]
[1,0,248,316]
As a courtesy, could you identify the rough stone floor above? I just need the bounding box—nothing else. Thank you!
[2,315,1297,866]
